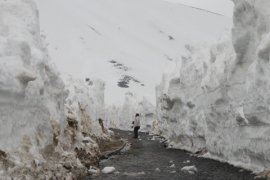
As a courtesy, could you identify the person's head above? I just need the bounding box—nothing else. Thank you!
[98,118,103,124]
[135,113,140,117]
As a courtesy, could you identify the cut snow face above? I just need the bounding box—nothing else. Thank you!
[35,0,231,105]
[0,0,111,179]
[156,0,270,173]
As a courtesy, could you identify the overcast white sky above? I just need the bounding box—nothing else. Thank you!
[165,0,234,17]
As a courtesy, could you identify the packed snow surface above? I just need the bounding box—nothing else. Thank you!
[35,0,231,105]
[156,0,270,173]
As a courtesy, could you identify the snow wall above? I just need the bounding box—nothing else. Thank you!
[156,0,270,172]
[0,0,108,179]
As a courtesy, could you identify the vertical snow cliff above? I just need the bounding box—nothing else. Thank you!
[156,0,270,172]
[0,0,108,179]
[0,0,67,172]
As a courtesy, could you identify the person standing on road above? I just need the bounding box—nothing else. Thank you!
[133,113,141,138]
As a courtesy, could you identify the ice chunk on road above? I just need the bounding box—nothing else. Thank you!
[88,167,99,175]
[183,160,190,164]
[181,165,198,174]
[102,167,116,174]
[155,168,161,172]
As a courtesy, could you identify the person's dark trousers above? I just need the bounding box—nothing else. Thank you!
[134,126,140,138]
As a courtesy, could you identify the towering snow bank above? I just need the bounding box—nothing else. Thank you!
[105,93,155,132]
[156,0,270,172]
[0,0,65,166]
[0,0,109,179]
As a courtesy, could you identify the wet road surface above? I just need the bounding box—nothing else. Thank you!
[84,129,265,180]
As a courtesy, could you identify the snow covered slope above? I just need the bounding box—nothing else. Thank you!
[156,0,270,173]
[35,0,231,105]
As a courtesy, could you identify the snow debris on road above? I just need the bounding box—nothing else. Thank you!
[155,168,161,172]
[181,165,198,174]
[123,172,146,176]
[183,160,191,164]
[121,142,131,152]
[170,164,176,168]
[88,166,100,175]
[102,167,116,174]
[239,169,244,173]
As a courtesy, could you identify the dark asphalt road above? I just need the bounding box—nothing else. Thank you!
[84,130,265,180]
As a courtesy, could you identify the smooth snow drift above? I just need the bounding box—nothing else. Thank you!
[35,0,231,105]
[156,0,270,173]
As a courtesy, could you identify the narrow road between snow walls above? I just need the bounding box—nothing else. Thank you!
[84,130,265,180]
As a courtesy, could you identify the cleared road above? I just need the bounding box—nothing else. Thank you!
[84,130,265,180]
